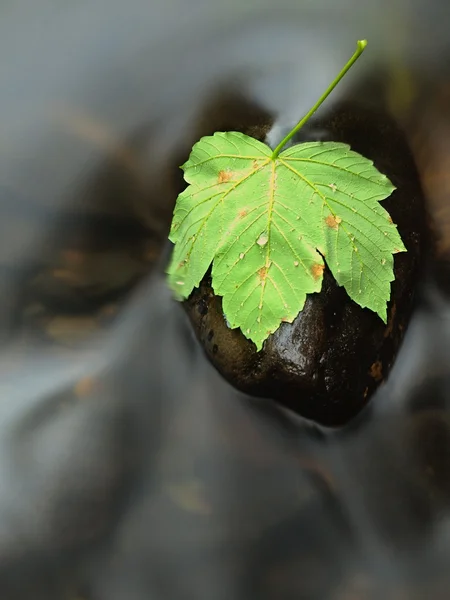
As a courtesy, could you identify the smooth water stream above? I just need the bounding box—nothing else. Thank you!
[0,1,450,598]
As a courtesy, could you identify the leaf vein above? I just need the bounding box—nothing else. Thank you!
[282,156,390,187]
[183,159,270,263]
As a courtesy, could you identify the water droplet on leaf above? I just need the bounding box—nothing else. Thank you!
[257,233,268,247]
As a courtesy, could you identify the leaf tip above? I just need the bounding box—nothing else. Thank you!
[167,278,187,300]
[378,307,388,324]
[180,158,190,172]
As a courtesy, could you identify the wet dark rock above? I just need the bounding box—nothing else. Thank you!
[184,103,427,427]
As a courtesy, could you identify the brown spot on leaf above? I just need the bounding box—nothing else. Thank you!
[238,209,248,219]
[369,361,383,382]
[388,215,393,223]
[325,214,342,229]
[258,266,268,281]
[311,263,325,280]
[218,170,233,183]
[253,160,260,170]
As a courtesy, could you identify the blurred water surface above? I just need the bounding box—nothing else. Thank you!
[0,1,450,598]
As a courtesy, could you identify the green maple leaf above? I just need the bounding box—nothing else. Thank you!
[166,40,406,351]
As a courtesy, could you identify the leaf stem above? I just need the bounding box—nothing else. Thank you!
[271,39,368,160]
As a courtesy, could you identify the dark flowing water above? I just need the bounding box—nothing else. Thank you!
[0,1,450,598]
